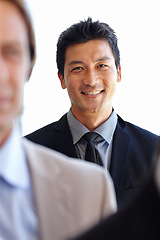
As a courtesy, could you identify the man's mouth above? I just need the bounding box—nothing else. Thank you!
[81,90,104,95]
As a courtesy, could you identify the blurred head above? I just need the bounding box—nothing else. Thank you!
[57,17,120,78]
[0,0,36,144]
[2,0,36,78]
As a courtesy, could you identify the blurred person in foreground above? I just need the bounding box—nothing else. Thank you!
[26,18,159,208]
[0,1,117,239]
[74,138,160,240]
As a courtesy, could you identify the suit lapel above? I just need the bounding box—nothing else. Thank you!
[109,117,129,199]
[54,114,130,200]
[53,114,78,158]
[23,139,75,240]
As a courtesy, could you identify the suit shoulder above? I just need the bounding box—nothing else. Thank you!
[116,116,159,156]
[25,114,68,140]
[26,114,67,135]
[22,138,114,192]
[118,115,158,140]
[23,138,107,179]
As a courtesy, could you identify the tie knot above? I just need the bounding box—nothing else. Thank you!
[84,132,97,143]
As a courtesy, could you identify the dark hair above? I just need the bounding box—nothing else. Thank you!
[56,17,120,77]
[4,0,36,79]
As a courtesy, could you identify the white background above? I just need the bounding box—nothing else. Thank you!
[22,0,160,136]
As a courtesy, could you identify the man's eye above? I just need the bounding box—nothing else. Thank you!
[4,48,20,58]
[98,64,108,68]
[71,66,83,72]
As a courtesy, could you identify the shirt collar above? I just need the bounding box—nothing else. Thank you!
[0,126,29,189]
[67,110,88,144]
[67,109,117,145]
[94,110,117,144]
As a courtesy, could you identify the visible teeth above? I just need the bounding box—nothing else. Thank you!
[83,91,102,95]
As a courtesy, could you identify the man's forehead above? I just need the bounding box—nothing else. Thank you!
[65,40,115,64]
[0,2,29,47]
[0,1,28,34]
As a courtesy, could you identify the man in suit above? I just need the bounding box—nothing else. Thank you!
[26,18,159,208]
[0,1,117,239]
[74,138,160,240]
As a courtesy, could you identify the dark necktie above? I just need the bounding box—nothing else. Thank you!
[84,132,103,166]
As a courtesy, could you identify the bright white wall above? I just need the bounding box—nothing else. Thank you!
[22,0,160,136]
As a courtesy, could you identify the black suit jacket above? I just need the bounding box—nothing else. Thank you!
[25,114,159,207]
[73,175,160,240]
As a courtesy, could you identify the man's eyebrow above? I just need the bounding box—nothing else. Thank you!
[67,57,112,67]
[3,41,23,48]
[96,57,112,62]
[67,60,84,66]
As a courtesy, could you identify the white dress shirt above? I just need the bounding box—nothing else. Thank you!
[0,126,39,240]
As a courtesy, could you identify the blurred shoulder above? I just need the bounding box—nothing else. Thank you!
[22,138,110,179]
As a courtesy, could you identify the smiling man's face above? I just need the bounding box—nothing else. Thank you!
[59,39,121,124]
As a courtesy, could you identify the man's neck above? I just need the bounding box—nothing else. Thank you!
[71,108,113,132]
[0,124,13,148]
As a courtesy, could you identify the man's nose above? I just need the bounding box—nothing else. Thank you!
[83,69,100,87]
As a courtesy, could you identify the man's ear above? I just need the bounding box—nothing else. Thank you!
[58,72,67,89]
[117,65,122,83]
